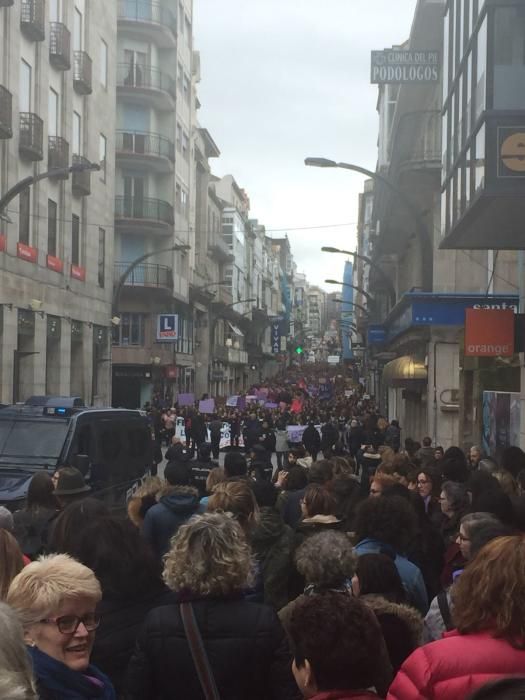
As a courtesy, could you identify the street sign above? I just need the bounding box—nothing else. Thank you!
[371,49,440,84]
[327,355,341,365]
[271,321,281,354]
[157,314,178,342]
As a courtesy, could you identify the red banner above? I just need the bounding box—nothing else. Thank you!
[464,308,515,357]
[165,365,178,379]
[0,234,6,252]
[71,264,86,281]
[46,255,64,273]
[16,242,37,263]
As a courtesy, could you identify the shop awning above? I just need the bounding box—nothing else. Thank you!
[382,355,427,385]
[228,322,244,337]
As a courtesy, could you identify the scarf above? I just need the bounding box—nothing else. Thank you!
[28,646,115,700]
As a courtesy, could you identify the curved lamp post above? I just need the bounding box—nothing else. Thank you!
[306,157,433,294]
[332,298,370,316]
[325,279,375,305]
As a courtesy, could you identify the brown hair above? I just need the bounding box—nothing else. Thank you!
[303,483,337,517]
[206,467,226,494]
[452,536,525,647]
[370,473,398,491]
[207,480,259,534]
[0,531,24,600]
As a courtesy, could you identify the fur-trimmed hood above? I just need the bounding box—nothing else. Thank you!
[360,594,424,647]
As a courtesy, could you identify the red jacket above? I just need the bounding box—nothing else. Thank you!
[387,630,525,700]
[312,693,378,700]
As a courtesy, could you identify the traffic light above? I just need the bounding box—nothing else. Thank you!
[295,345,304,355]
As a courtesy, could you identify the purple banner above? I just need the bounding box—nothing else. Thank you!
[198,398,216,414]
[178,393,195,407]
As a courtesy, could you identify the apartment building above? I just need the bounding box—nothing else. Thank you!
[111,0,197,409]
[0,0,116,405]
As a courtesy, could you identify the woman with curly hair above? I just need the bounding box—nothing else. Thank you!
[126,512,299,700]
[388,536,525,700]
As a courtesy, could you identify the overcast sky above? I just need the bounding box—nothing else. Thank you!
[194,0,418,290]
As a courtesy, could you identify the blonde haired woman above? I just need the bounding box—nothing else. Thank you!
[127,512,298,700]
[0,602,37,699]
[7,554,115,699]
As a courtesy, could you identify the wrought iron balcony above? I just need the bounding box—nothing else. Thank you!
[115,196,174,227]
[117,1,177,46]
[0,85,13,139]
[208,236,234,263]
[20,0,45,41]
[71,154,92,197]
[49,22,71,70]
[114,262,173,291]
[73,51,92,94]
[19,112,44,161]
[116,130,175,164]
[116,63,176,107]
[48,136,69,174]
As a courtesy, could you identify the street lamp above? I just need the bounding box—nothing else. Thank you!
[191,280,231,295]
[0,161,101,219]
[112,244,191,318]
[325,279,375,304]
[306,157,433,293]
[332,298,370,316]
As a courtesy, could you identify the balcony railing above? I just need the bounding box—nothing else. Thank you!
[115,196,174,225]
[116,63,176,101]
[48,136,69,174]
[20,0,45,41]
[0,85,13,139]
[114,262,173,290]
[73,51,93,94]
[19,112,43,161]
[116,130,175,162]
[208,236,234,263]
[49,22,71,69]
[117,0,176,34]
[72,154,92,196]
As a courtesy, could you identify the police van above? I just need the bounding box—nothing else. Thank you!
[0,397,153,509]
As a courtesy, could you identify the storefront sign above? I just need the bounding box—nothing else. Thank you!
[497,126,525,178]
[71,264,86,281]
[464,308,515,357]
[165,365,177,379]
[17,242,37,263]
[0,234,6,252]
[368,326,386,344]
[157,313,178,341]
[271,321,281,354]
[371,49,440,84]
[46,255,63,273]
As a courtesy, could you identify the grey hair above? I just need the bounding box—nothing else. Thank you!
[478,458,498,474]
[0,603,37,699]
[441,481,469,511]
[460,512,502,538]
[295,531,357,587]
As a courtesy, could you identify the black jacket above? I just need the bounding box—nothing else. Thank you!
[191,459,218,497]
[92,588,175,696]
[142,487,204,559]
[125,597,300,700]
[301,425,321,454]
[320,422,339,451]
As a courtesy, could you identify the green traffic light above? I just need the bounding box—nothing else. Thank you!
[295,346,303,355]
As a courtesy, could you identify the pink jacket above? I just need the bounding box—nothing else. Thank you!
[387,630,525,700]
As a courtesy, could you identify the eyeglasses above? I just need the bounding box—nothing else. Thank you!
[39,613,101,634]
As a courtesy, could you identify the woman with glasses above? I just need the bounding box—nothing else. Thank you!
[7,553,115,699]
[416,468,442,527]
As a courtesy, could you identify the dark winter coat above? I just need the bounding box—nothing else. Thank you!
[191,415,207,444]
[13,506,57,558]
[276,488,306,530]
[320,422,339,451]
[384,425,401,451]
[91,588,175,696]
[191,458,218,497]
[142,486,204,559]
[302,425,321,455]
[251,507,296,610]
[125,597,301,700]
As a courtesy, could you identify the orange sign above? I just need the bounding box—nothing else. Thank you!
[464,308,514,357]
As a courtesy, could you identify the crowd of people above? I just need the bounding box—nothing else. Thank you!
[1,369,525,699]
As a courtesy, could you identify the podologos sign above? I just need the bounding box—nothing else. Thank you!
[464,308,515,357]
[371,49,440,84]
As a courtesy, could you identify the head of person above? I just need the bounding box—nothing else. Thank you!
[332,456,355,479]
[127,476,162,528]
[250,480,278,509]
[439,481,470,518]
[434,446,444,460]
[206,467,225,494]
[417,467,441,500]
[223,452,247,479]
[0,505,14,533]
[197,443,212,463]
[441,450,470,483]
[0,602,37,700]
[352,552,406,604]
[478,457,498,475]
[422,437,432,448]
[369,473,398,498]
[501,446,525,479]
[467,471,501,505]
[26,472,58,511]
[492,469,518,497]
[288,593,386,698]
[468,520,514,560]
[294,530,356,590]
[467,677,525,700]
[284,466,308,492]
[353,495,417,554]
[163,512,254,597]
[301,484,337,519]
[288,447,307,466]
[452,536,525,646]
[7,554,102,672]
[517,470,525,496]
[473,488,515,527]
[73,516,163,601]
[307,460,334,486]
[52,467,91,508]
[164,462,192,487]
[47,498,109,558]
[469,445,483,466]
[0,530,24,600]
[456,513,503,560]
[207,480,259,534]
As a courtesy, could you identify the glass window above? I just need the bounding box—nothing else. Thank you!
[98,228,105,288]
[458,0,464,64]
[112,313,145,346]
[71,214,80,266]
[185,17,191,46]
[19,189,30,245]
[466,52,473,141]
[48,88,59,137]
[176,122,182,151]
[99,133,107,182]
[442,109,448,183]
[475,124,486,192]
[73,8,82,51]
[183,75,190,104]
[441,188,448,237]
[100,39,108,87]
[49,0,60,22]
[493,7,525,110]
[48,199,58,256]
[457,76,464,152]
[443,7,450,99]
[475,17,487,121]
[450,0,455,81]
[19,60,31,113]
[465,148,472,210]
[73,111,81,155]
[177,62,183,92]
